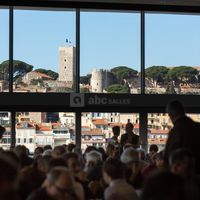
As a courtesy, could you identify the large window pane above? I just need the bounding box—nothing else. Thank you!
[16,112,75,153]
[0,8,9,92]
[145,13,200,94]
[80,11,140,93]
[148,113,170,151]
[0,112,11,150]
[81,112,139,151]
[14,8,76,93]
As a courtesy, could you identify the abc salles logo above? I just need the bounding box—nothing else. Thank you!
[70,93,85,107]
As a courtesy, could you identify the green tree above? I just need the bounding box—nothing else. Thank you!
[111,66,138,81]
[0,60,33,81]
[168,66,198,84]
[145,66,169,86]
[80,74,91,85]
[35,68,58,80]
[105,84,130,93]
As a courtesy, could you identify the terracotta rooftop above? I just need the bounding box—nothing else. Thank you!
[82,128,103,135]
[32,71,53,79]
[92,119,108,125]
[108,123,123,127]
[36,124,52,131]
[148,129,168,134]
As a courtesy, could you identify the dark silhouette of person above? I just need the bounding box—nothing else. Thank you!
[0,125,5,140]
[120,123,139,152]
[164,100,200,174]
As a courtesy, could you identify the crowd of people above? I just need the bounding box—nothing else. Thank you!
[0,100,200,200]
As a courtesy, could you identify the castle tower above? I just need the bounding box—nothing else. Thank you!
[58,46,76,87]
[90,69,115,93]
[90,69,104,93]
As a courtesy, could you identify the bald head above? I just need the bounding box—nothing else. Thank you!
[166,101,185,124]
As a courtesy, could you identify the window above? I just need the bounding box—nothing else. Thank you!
[16,112,75,153]
[145,13,200,94]
[80,11,140,93]
[14,8,76,93]
[148,113,171,151]
[0,112,11,149]
[81,112,139,151]
[0,8,9,92]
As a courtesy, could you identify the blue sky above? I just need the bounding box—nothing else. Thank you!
[1,9,200,76]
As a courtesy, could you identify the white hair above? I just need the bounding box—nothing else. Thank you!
[120,147,139,164]
[43,149,52,156]
[85,150,102,164]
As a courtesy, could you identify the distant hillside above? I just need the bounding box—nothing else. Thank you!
[110,66,138,81]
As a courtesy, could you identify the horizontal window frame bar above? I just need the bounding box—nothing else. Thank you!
[1,1,200,14]
[0,93,200,113]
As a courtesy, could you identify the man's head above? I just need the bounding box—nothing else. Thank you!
[166,100,185,124]
[63,153,81,174]
[125,122,134,134]
[85,150,102,167]
[149,144,159,154]
[45,167,75,200]
[120,147,139,169]
[112,126,120,137]
[34,147,44,159]
[103,158,124,184]
[169,148,195,178]
[52,146,66,159]
[0,126,5,140]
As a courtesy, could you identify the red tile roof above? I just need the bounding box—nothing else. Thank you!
[148,129,168,134]
[32,71,53,79]
[82,128,103,135]
[92,119,108,125]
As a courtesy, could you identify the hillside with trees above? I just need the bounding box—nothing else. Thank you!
[0,60,34,81]
[167,66,198,84]
[105,84,130,93]
[0,60,58,82]
[145,66,169,86]
[111,66,138,81]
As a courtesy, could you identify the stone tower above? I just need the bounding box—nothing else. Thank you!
[58,46,76,87]
[90,69,115,93]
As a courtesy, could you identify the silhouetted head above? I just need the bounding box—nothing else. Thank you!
[0,126,5,140]
[169,148,195,179]
[125,123,134,134]
[166,100,185,124]
[112,126,120,137]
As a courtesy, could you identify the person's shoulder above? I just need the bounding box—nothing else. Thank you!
[120,134,127,139]
[27,188,50,200]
